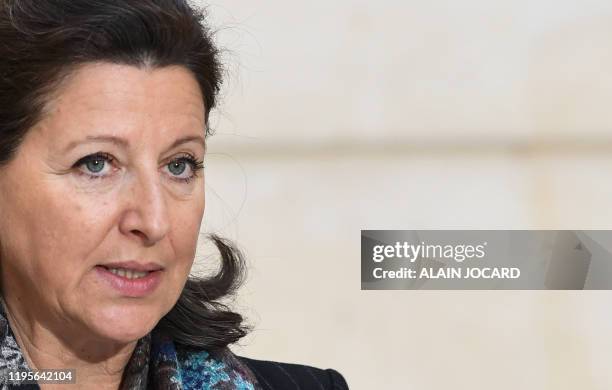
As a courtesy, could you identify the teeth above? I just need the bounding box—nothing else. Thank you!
[107,267,149,279]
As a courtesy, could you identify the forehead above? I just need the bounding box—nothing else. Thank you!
[41,62,205,132]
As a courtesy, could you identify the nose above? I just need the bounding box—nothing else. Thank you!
[118,169,170,246]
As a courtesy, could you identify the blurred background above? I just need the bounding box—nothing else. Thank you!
[192,0,612,389]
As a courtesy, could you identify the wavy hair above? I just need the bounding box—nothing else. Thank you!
[0,0,249,352]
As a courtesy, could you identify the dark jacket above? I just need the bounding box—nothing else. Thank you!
[238,356,349,390]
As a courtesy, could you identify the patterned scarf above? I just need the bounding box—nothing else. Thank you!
[0,301,260,389]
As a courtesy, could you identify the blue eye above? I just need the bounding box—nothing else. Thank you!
[73,152,114,179]
[165,155,204,183]
[168,160,186,175]
[85,158,106,173]
[72,152,204,183]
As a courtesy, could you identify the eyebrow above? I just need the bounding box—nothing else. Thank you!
[62,134,206,154]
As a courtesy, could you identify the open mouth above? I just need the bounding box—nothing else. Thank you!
[94,265,164,297]
[97,265,153,280]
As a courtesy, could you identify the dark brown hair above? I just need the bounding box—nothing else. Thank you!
[0,0,249,352]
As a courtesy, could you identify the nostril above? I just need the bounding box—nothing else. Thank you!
[131,230,147,241]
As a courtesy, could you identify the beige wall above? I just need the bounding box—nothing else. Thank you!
[194,1,612,389]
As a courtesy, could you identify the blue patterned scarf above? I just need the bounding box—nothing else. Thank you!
[0,301,260,389]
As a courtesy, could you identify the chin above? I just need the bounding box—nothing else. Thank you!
[86,301,164,343]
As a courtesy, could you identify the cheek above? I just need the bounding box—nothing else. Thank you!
[0,196,100,305]
[34,199,109,279]
[169,199,204,267]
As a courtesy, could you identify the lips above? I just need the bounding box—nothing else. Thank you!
[98,260,164,272]
[94,260,165,297]
[95,266,163,298]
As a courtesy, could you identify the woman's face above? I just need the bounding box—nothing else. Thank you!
[0,63,206,344]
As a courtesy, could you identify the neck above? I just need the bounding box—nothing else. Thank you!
[1,297,138,389]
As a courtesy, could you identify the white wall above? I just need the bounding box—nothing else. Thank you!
[194,1,612,388]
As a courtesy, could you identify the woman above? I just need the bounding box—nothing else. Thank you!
[0,0,349,389]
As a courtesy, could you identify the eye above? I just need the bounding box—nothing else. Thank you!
[73,152,115,179]
[164,154,204,183]
[72,152,203,183]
